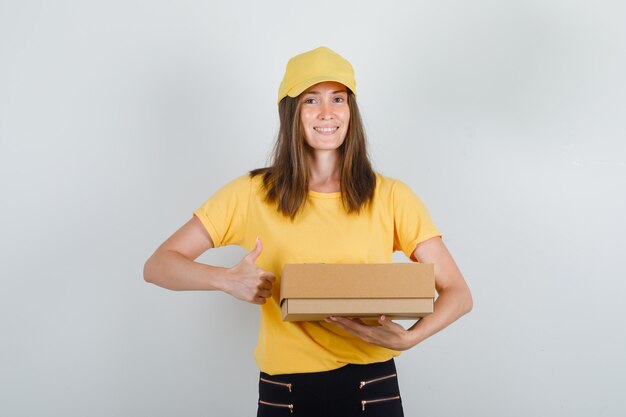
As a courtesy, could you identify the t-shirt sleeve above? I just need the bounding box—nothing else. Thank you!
[192,175,251,248]
[392,179,442,259]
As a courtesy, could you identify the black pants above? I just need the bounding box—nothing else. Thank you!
[257,359,404,417]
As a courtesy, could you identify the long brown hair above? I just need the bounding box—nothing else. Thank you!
[250,91,376,220]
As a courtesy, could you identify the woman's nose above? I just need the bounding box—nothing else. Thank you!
[318,101,333,120]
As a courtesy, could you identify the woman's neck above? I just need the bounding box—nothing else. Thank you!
[307,151,341,193]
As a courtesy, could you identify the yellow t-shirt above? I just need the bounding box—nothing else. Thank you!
[193,172,441,375]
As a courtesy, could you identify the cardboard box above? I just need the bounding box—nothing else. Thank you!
[279,263,435,321]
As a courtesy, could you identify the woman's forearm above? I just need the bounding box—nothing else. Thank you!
[144,237,276,305]
[143,249,228,291]
[407,285,473,346]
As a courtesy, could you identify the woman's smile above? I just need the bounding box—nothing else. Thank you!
[314,126,340,135]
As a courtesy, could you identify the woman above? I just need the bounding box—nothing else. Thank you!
[144,46,472,417]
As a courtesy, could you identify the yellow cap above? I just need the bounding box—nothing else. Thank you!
[277,46,356,104]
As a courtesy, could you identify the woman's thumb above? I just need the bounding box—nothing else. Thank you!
[247,237,263,262]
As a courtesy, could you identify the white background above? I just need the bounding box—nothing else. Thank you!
[1,1,625,416]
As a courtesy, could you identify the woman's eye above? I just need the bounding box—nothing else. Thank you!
[333,97,345,103]
[304,98,317,104]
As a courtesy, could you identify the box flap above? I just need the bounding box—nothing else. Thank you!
[279,263,434,302]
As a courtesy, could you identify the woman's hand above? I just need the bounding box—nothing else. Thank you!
[224,238,276,305]
[325,315,415,351]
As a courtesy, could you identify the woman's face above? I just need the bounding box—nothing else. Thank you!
[299,81,350,152]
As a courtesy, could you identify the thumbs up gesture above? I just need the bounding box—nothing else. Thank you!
[224,238,276,305]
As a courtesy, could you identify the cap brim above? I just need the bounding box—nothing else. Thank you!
[286,75,356,98]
